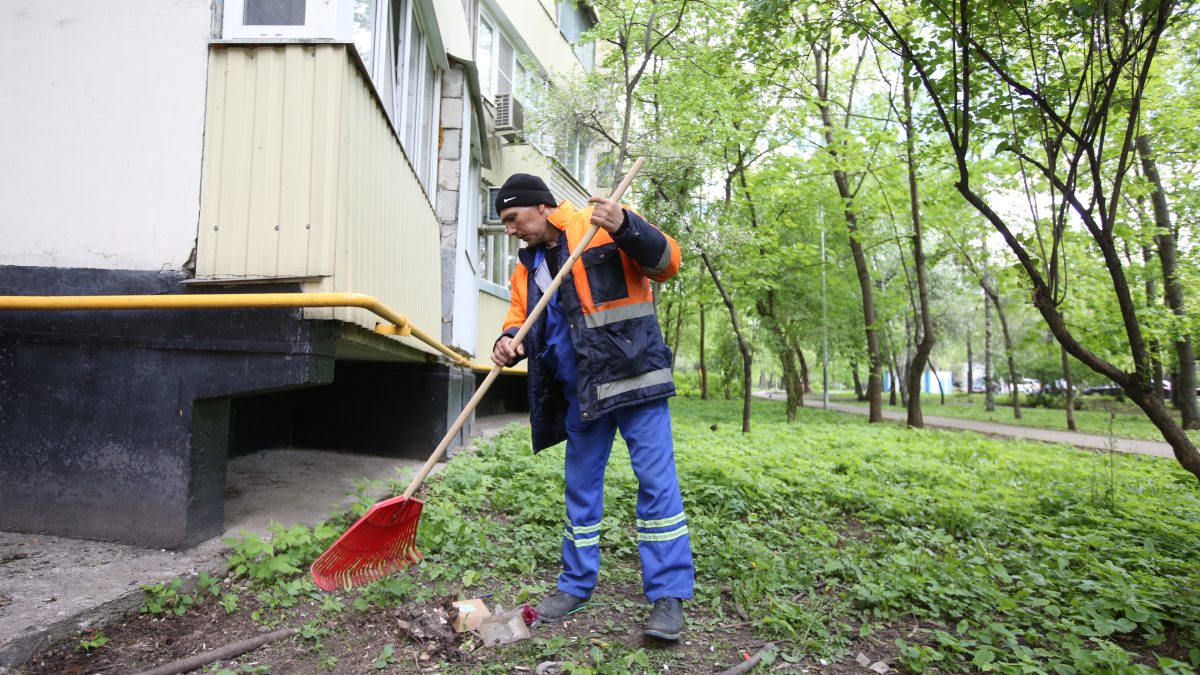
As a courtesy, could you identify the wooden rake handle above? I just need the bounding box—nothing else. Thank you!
[402,157,646,499]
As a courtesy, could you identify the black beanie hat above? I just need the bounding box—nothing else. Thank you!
[496,173,556,210]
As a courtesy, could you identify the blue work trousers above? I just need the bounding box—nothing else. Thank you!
[541,277,694,602]
[558,395,695,602]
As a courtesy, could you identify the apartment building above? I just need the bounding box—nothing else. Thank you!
[0,0,601,548]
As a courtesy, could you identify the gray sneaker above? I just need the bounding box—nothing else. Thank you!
[642,597,684,641]
[535,591,589,622]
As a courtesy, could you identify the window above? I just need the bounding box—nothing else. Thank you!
[353,0,379,72]
[557,1,597,71]
[224,0,336,38]
[557,125,590,186]
[476,14,523,100]
[349,0,441,194]
[478,19,494,97]
[477,185,522,287]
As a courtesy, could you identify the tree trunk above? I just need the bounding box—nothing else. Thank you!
[798,346,810,395]
[984,282,995,412]
[782,347,803,422]
[700,249,752,433]
[967,333,974,402]
[851,359,865,401]
[892,345,906,408]
[1138,134,1199,429]
[902,74,935,428]
[699,304,708,400]
[1141,242,1165,402]
[1061,345,1077,431]
[671,308,683,372]
[757,293,803,422]
[991,291,1022,419]
[813,40,882,422]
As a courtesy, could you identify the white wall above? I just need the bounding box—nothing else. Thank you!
[0,1,212,270]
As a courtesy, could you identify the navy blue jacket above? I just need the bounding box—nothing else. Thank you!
[499,202,682,451]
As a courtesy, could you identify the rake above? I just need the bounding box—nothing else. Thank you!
[310,158,645,591]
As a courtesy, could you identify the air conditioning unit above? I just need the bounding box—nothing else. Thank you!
[494,93,524,141]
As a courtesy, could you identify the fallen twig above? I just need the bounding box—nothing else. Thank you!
[717,642,775,675]
[133,627,297,675]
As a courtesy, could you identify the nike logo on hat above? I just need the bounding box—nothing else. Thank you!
[503,197,516,203]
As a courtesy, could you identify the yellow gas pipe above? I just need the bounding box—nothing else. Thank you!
[0,292,523,374]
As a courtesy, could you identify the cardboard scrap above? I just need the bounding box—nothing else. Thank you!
[451,598,491,632]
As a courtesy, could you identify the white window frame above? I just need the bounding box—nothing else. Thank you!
[394,1,441,193]
[477,11,531,102]
[223,0,337,39]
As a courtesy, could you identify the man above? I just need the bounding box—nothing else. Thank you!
[490,173,693,641]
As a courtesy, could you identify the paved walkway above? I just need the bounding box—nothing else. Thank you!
[764,393,1176,459]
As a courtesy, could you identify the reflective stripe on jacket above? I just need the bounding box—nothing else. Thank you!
[500,201,682,451]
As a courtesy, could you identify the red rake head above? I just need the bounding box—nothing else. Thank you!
[310,495,424,591]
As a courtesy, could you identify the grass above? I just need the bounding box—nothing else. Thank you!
[45,396,1200,674]
[415,397,1200,672]
[819,391,1200,443]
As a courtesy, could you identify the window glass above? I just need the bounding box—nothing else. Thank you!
[557,1,596,71]
[353,0,379,71]
[404,29,424,152]
[245,0,306,25]
[497,35,514,95]
[419,59,438,189]
[478,20,494,98]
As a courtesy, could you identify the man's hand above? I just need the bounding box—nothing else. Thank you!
[588,196,625,233]
[493,335,525,367]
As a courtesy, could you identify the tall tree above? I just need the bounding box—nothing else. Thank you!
[862,0,1200,479]
[900,62,936,427]
[1136,134,1199,428]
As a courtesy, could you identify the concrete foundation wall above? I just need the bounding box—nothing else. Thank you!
[0,266,336,548]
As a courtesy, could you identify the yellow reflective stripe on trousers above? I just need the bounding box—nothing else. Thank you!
[637,525,689,542]
[636,512,686,529]
[572,522,602,535]
[574,535,600,547]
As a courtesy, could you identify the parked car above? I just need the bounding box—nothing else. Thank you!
[1082,383,1124,398]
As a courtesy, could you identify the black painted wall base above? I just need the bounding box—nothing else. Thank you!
[0,266,493,549]
[0,267,335,548]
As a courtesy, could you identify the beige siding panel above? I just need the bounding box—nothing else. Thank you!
[198,45,342,280]
[198,45,440,353]
[331,54,441,352]
[246,48,284,274]
[476,292,511,360]
[277,46,315,275]
[197,49,227,273]
[214,48,257,274]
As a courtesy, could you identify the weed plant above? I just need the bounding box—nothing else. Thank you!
[414,397,1200,672]
[203,397,1200,673]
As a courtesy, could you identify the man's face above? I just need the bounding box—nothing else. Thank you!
[500,204,556,247]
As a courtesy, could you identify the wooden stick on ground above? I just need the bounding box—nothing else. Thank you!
[133,627,297,675]
[716,642,776,675]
